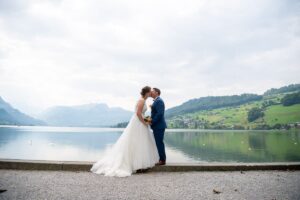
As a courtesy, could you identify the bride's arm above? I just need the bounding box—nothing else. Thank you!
[136,99,148,126]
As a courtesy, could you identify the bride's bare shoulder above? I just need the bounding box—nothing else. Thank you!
[136,98,145,107]
[137,98,145,103]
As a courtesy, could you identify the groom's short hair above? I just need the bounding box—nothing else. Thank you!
[153,88,161,95]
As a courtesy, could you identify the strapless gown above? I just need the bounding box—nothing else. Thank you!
[90,101,159,177]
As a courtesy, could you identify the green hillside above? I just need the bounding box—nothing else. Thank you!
[167,84,300,130]
[166,94,262,118]
[264,104,300,126]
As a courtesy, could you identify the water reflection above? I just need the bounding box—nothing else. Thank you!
[0,126,121,161]
[164,130,300,162]
[0,126,299,163]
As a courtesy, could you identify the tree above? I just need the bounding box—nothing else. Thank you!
[247,107,264,122]
[281,92,300,106]
[264,84,300,96]
[262,100,276,108]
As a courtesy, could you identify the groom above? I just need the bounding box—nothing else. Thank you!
[150,88,167,165]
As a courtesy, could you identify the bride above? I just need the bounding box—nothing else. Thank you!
[90,86,159,177]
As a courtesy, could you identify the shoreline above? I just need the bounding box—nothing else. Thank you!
[1,124,299,132]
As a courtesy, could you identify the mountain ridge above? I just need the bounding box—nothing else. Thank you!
[38,103,133,127]
[0,96,45,125]
[1,83,299,128]
[165,84,300,118]
[165,84,300,130]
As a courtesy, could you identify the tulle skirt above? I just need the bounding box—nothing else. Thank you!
[90,114,159,177]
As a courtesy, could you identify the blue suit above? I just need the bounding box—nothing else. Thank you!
[151,96,167,161]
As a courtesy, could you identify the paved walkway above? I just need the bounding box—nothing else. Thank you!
[0,170,299,200]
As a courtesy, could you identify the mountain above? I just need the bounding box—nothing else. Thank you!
[0,96,45,125]
[166,84,300,130]
[263,84,300,96]
[166,94,262,118]
[38,103,133,127]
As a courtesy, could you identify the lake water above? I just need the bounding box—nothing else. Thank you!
[0,126,299,163]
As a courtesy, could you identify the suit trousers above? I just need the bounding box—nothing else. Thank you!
[153,128,166,161]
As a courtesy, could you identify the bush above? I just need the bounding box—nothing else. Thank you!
[272,123,282,129]
[233,125,245,130]
[248,107,264,122]
[262,100,277,108]
[253,124,271,130]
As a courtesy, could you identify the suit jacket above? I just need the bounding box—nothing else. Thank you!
[151,96,167,130]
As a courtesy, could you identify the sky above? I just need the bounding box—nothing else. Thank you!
[0,0,299,116]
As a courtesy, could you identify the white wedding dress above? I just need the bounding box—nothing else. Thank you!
[90,100,159,177]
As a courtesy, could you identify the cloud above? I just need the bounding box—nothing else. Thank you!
[0,0,299,115]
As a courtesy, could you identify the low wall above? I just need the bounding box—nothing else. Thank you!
[1,159,300,172]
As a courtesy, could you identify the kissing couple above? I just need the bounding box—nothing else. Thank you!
[91,86,167,177]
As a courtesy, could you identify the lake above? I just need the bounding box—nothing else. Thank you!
[0,126,299,163]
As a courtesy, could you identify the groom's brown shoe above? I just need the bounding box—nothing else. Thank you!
[155,160,166,166]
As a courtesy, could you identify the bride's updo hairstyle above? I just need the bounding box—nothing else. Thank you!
[140,86,151,97]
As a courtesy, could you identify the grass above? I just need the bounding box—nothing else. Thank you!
[264,104,300,126]
[169,93,300,129]
[191,106,249,126]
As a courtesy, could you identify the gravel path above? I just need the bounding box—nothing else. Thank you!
[0,170,299,200]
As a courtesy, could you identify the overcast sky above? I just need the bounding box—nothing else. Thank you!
[0,0,299,116]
